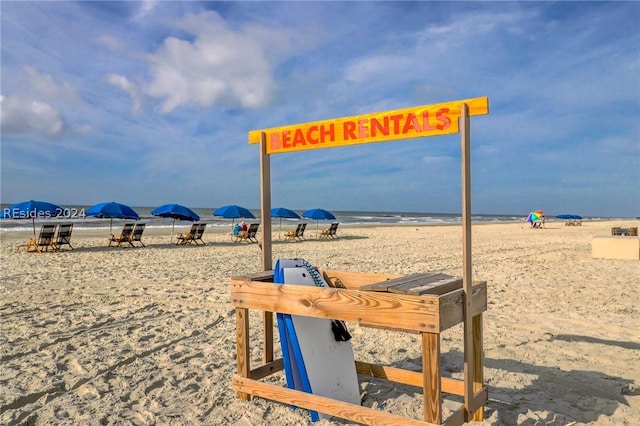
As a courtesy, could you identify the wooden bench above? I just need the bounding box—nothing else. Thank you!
[611,227,638,236]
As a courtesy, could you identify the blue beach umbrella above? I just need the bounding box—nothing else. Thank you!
[0,199,64,235]
[271,207,300,237]
[555,214,582,220]
[151,203,200,240]
[86,201,139,233]
[152,204,199,222]
[213,204,256,229]
[302,208,336,235]
[302,208,336,220]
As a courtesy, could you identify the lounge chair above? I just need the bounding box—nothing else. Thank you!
[284,223,302,242]
[108,223,135,247]
[247,223,259,243]
[193,223,207,244]
[297,222,307,240]
[284,223,308,242]
[177,223,198,245]
[19,223,57,253]
[53,223,74,251]
[129,223,146,247]
[235,223,259,243]
[319,222,339,239]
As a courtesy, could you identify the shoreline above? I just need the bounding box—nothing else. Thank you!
[0,219,629,243]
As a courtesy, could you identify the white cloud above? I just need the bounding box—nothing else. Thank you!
[0,95,65,137]
[144,10,284,112]
[133,0,157,21]
[23,66,77,102]
[106,74,141,113]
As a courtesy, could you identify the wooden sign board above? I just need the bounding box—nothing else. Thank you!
[249,96,488,154]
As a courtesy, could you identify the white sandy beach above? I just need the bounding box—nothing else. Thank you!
[1,220,638,425]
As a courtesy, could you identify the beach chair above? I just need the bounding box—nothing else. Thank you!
[246,223,260,243]
[319,222,333,239]
[319,222,339,239]
[129,223,146,247]
[176,223,198,245]
[297,222,307,240]
[53,223,74,251]
[193,223,207,245]
[108,223,135,247]
[20,223,57,253]
[284,224,302,242]
[235,223,259,243]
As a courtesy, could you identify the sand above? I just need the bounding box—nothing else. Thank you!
[1,220,638,425]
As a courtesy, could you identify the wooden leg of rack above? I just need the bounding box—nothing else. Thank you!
[423,332,442,424]
[263,311,274,363]
[472,314,484,421]
[236,308,251,400]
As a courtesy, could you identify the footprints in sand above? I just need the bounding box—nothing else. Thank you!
[1,296,229,425]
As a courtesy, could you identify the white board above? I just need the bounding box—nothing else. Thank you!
[275,259,360,421]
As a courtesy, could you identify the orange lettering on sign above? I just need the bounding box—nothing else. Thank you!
[436,108,451,130]
[343,121,356,140]
[371,117,389,137]
[320,123,335,142]
[292,128,306,147]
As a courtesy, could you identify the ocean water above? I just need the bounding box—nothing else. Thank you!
[0,204,523,233]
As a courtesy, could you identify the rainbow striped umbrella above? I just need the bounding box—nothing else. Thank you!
[526,210,544,222]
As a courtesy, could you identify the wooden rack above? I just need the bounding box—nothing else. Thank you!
[231,270,487,425]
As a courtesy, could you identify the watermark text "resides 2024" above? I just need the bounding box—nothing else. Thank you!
[2,208,86,219]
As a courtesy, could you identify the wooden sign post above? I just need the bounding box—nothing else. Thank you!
[234,96,489,425]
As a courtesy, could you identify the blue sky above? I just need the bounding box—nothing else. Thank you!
[1,1,638,217]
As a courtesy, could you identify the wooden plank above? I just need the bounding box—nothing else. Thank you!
[231,271,274,282]
[321,269,400,290]
[439,282,487,331]
[460,103,474,422]
[357,273,463,297]
[263,311,274,364]
[356,361,421,387]
[387,274,451,294]
[443,377,465,396]
[236,308,251,400]
[354,361,464,396]
[231,280,442,332]
[472,315,485,421]
[260,133,272,271]
[405,276,463,296]
[259,135,275,365]
[249,358,284,380]
[423,332,442,424]
[232,375,438,426]
[360,273,436,292]
[358,322,421,334]
[444,406,464,426]
[471,386,488,415]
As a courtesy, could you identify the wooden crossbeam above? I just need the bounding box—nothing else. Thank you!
[233,375,443,426]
